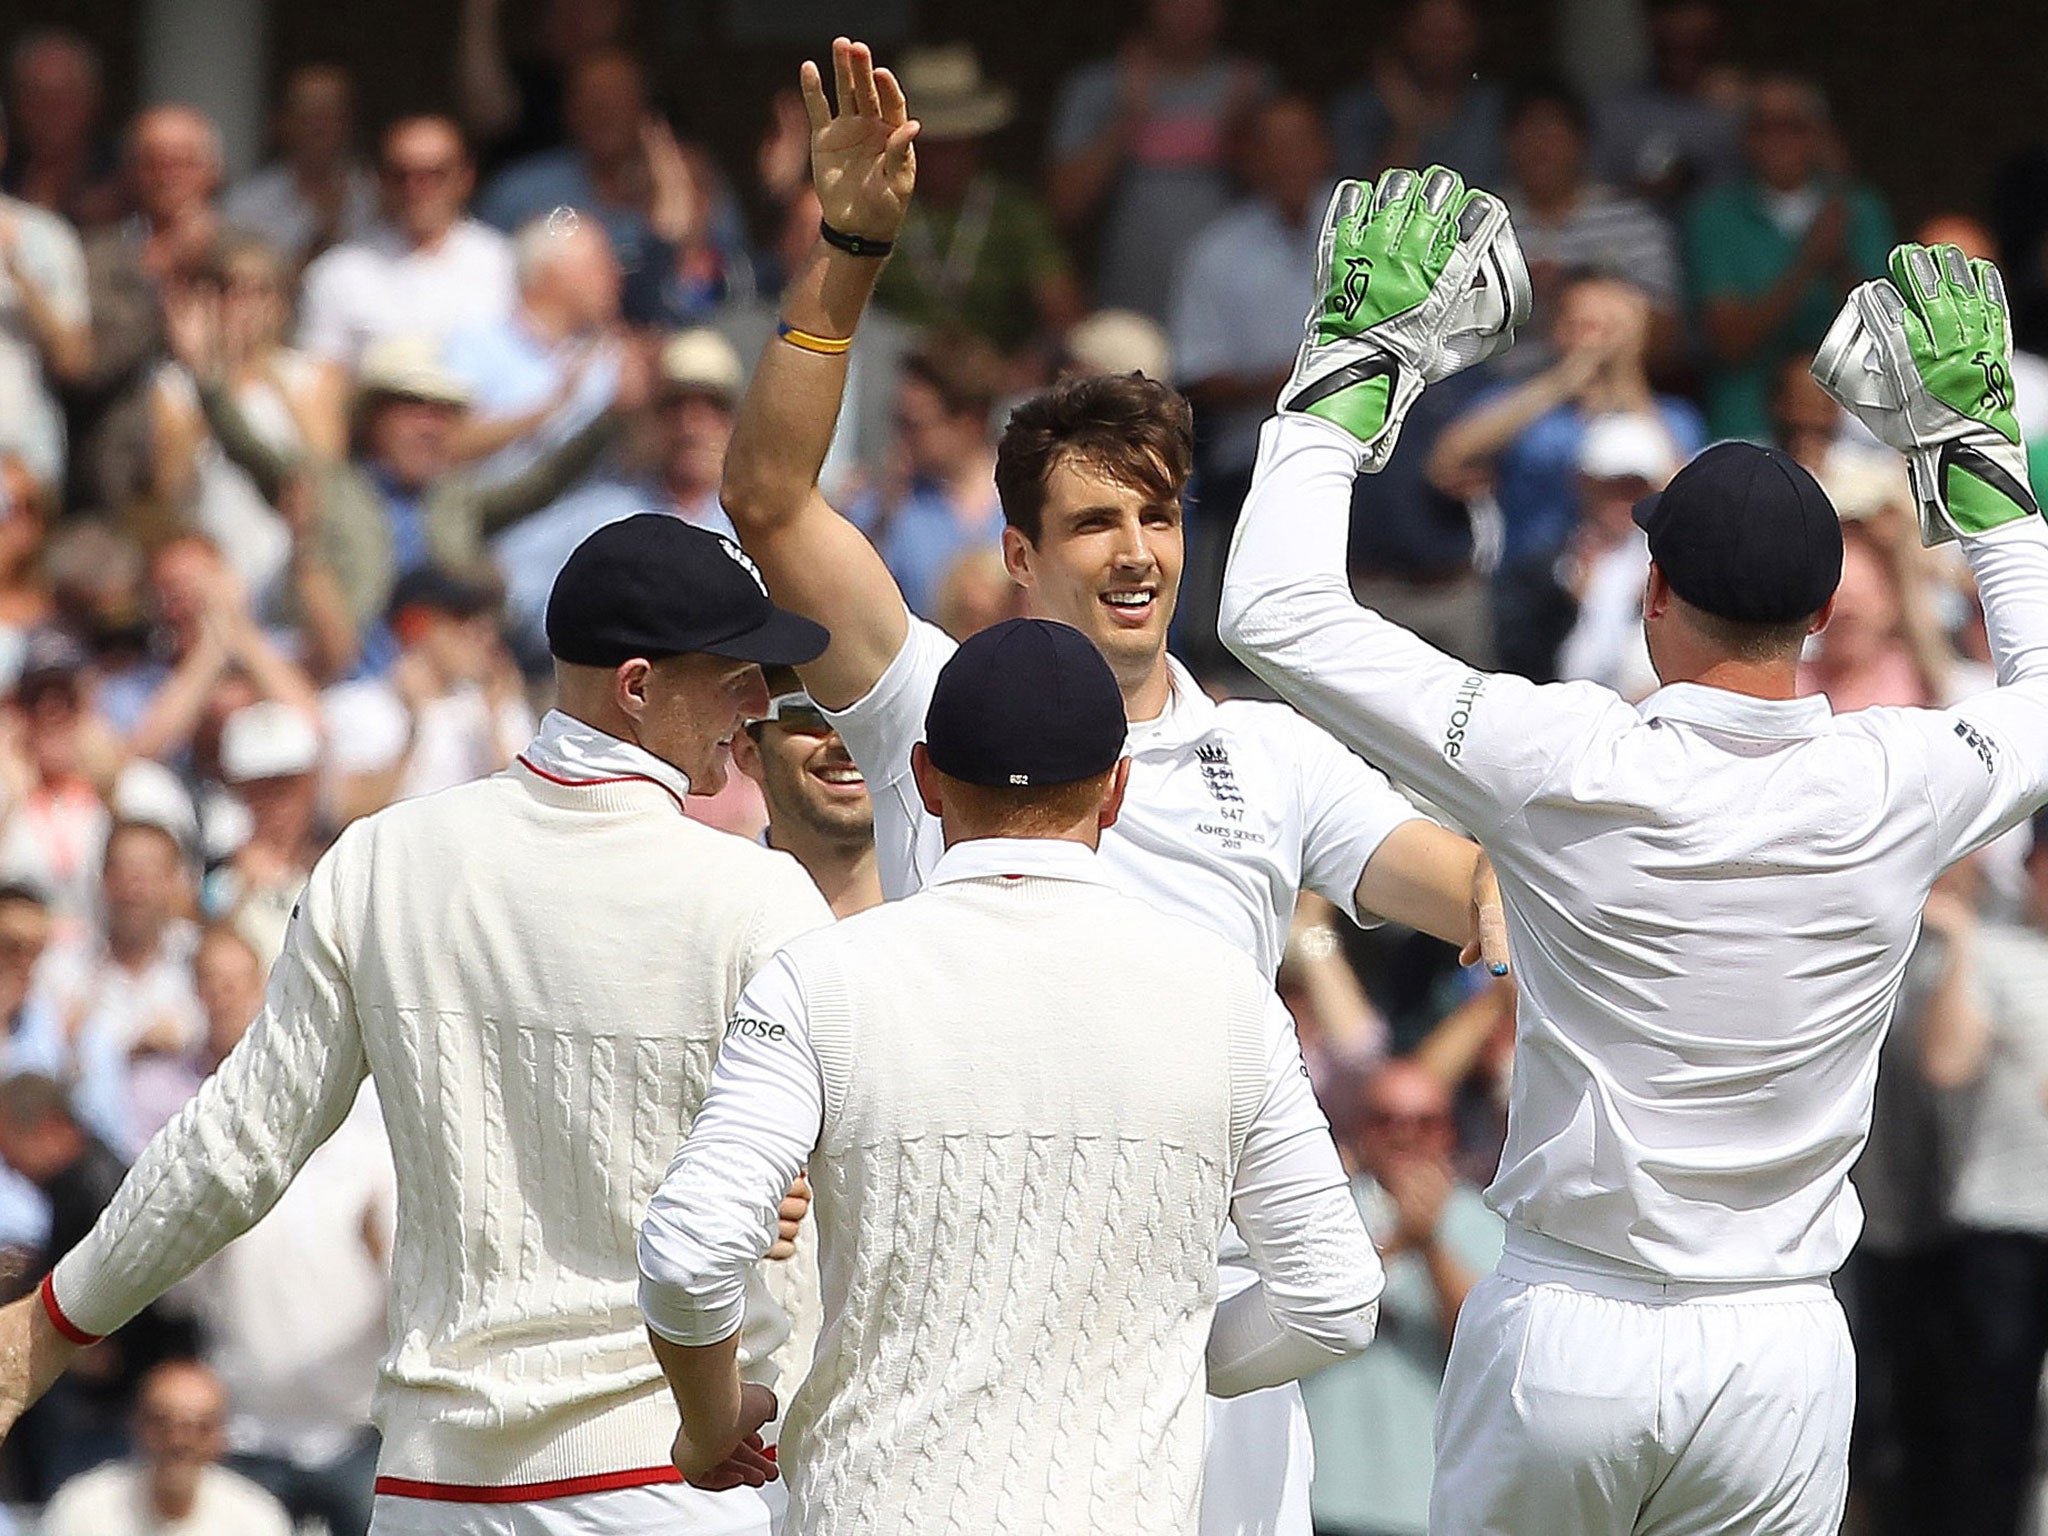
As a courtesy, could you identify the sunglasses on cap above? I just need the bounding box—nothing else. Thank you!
[747,688,832,736]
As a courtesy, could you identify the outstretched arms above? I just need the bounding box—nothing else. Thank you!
[721,39,921,711]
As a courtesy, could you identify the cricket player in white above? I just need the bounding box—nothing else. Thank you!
[0,516,839,1536]
[722,45,1505,1533]
[634,617,1384,1534]
[1219,164,2048,1535]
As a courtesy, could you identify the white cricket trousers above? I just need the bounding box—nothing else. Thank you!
[1430,1245,1854,1536]
[369,1478,784,1535]
[1202,1381,1315,1536]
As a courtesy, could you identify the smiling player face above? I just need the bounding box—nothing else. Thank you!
[1001,455,1184,704]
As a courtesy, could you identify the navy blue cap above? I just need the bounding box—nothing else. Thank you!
[1632,442,1842,625]
[924,619,1126,788]
[546,514,829,668]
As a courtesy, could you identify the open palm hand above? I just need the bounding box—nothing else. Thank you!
[801,37,918,243]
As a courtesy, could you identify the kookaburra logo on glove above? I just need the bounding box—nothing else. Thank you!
[1278,165,1532,471]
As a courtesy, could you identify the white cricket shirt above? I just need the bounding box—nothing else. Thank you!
[824,617,1425,979]
[1222,414,2048,1284]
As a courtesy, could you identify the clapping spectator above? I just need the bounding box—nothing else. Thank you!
[1300,1058,1504,1536]
[152,235,347,620]
[222,64,379,270]
[1501,79,1681,357]
[40,1360,292,1536]
[1046,0,1269,319]
[1591,0,1744,211]
[873,45,1082,359]
[323,567,532,822]
[848,333,1005,620]
[0,108,92,492]
[1797,508,1952,712]
[71,106,223,517]
[0,32,123,230]
[1330,0,1504,186]
[1553,412,1678,700]
[296,116,515,368]
[1686,75,1893,441]
[1427,273,1703,678]
[626,115,758,327]
[0,634,119,932]
[443,212,624,477]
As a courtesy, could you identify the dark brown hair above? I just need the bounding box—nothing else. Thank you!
[994,372,1193,543]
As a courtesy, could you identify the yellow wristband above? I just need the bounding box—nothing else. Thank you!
[776,322,853,357]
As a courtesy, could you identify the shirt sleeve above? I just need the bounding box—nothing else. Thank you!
[1207,993,1383,1397]
[293,251,351,362]
[639,953,825,1347]
[29,216,89,329]
[1882,518,2048,866]
[822,617,956,900]
[1279,705,1430,920]
[46,835,370,1340]
[1219,413,1629,839]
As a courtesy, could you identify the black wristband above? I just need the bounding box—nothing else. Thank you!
[819,219,894,258]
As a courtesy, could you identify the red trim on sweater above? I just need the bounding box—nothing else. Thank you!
[514,755,687,816]
[38,1274,103,1345]
[373,1465,685,1503]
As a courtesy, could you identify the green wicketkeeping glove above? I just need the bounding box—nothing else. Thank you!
[1812,242,2040,544]
[1280,165,1531,470]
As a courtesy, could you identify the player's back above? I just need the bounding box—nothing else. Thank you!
[324,759,826,1487]
[1486,684,1977,1283]
[778,866,1273,1536]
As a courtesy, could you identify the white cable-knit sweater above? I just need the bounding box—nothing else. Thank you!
[46,713,832,1492]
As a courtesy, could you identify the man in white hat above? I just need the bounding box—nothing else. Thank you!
[871,43,1082,354]
[209,700,325,968]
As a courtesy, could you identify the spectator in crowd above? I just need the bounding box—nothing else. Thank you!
[847,332,1004,621]
[1769,349,1848,477]
[183,940,390,1536]
[296,115,516,368]
[0,634,117,932]
[493,326,738,670]
[1277,894,1389,1086]
[1591,0,1743,211]
[151,235,347,619]
[1797,510,1951,712]
[623,114,760,329]
[730,667,879,921]
[1841,861,1974,1536]
[205,701,322,968]
[1330,0,1503,186]
[322,567,532,823]
[1061,306,1172,381]
[456,0,629,169]
[71,105,223,518]
[40,1358,292,1536]
[1427,272,1703,678]
[1500,78,1682,357]
[478,51,663,280]
[108,534,319,769]
[31,819,204,1151]
[0,31,123,230]
[0,883,57,1264]
[872,45,1082,359]
[1685,74,1893,442]
[197,334,625,648]
[0,107,92,493]
[1170,92,1334,671]
[1918,818,2048,1536]
[222,64,378,270]
[1046,0,1269,319]
[0,460,54,691]
[931,546,1026,642]
[1301,1057,1503,1536]
[119,919,254,1150]
[1553,411,1676,700]
[443,211,624,478]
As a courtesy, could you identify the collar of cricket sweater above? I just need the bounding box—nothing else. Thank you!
[516,709,694,813]
[928,835,1115,888]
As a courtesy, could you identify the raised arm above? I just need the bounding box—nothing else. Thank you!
[720,38,919,711]
[1220,170,1619,835]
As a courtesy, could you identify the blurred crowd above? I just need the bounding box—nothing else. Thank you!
[0,0,2040,1530]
